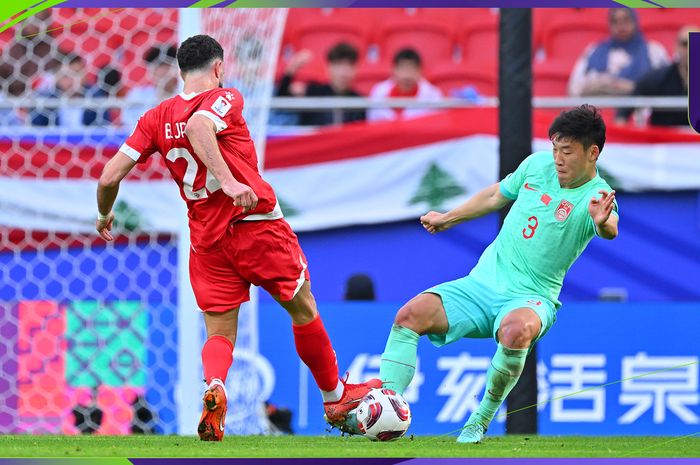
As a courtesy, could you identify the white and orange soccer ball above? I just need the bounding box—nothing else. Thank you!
[355,388,411,441]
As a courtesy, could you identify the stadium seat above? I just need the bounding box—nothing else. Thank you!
[641,10,700,55]
[533,8,576,51]
[330,8,405,28]
[457,15,499,64]
[54,9,91,35]
[93,16,116,34]
[429,61,497,97]
[354,61,392,96]
[533,61,571,97]
[0,28,15,49]
[636,8,693,29]
[542,17,609,66]
[291,19,368,62]
[56,35,118,78]
[407,8,491,31]
[283,8,329,46]
[377,18,456,68]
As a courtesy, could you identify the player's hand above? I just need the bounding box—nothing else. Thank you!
[223,181,258,213]
[420,211,450,234]
[285,50,313,75]
[96,212,115,242]
[588,189,615,226]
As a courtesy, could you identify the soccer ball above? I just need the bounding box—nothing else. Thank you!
[355,388,411,441]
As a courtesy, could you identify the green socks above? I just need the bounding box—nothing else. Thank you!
[380,324,528,430]
[379,324,420,394]
[474,343,529,428]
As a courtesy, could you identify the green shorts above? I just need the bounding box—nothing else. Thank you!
[424,275,557,348]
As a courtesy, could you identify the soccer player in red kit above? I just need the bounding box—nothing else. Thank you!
[96,34,379,441]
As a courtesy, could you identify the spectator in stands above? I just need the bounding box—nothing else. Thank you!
[30,54,88,127]
[617,26,698,127]
[276,42,365,126]
[84,67,123,126]
[0,10,58,98]
[122,45,179,128]
[367,48,443,122]
[0,81,28,126]
[568,8,668,97]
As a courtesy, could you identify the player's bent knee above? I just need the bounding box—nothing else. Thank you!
[498,321,536,349]
[394,294,442,335]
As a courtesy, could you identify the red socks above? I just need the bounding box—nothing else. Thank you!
[293,315,339,392]
[201,335,234,384]
[202,318,338,394]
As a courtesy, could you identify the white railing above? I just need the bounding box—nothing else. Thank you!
[0,95,688,110]
[0,96,688,131]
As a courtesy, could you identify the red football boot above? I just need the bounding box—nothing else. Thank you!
[324,376,383,427]
[198,383,227,441]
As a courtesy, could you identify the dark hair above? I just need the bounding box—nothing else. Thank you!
[548,104,606,153]
[344,274,376,301]
[62,53,84,66]
[177,35,224,74]
[608,7,638,25]
[327,42,359,64]
[144,45,177,65]
[393,48,421,67]
[101,68,121,88]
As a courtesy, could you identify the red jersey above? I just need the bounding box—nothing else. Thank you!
[120,87,282,252]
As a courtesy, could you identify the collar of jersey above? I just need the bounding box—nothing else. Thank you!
[179,91,204,101]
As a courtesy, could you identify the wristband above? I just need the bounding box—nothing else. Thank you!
[97,212,110,222]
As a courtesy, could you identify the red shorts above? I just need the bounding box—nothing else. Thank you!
[189,219,310,312]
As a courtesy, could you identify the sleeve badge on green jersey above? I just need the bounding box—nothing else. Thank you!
[555,200,574,221]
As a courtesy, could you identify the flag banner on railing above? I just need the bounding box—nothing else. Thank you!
[2,108,699,235]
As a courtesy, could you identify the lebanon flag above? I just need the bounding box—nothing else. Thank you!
[1,108,699,234]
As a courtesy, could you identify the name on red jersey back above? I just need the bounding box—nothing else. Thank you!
[120,87,281,253]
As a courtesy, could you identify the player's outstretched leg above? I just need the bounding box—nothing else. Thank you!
[277,281,381,431]
[380,293,448,394]
[458,308,539,444]
[198,308,238,441]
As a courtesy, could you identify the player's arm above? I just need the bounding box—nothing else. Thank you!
[589,189,618,240]
[184,114,258,212]
[420,182,511,234]
[96,152,137,241]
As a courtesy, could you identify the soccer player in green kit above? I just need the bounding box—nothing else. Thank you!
[379,105,617,443]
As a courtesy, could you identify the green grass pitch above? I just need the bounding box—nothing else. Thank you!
[0,435,698,458]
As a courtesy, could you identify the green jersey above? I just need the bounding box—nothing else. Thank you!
[469,151,618,309]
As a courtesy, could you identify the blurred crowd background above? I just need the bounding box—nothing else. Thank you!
[1,8,697,129]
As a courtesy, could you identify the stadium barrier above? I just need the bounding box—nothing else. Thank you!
[258,301,700,436]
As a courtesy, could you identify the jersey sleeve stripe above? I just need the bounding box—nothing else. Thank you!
[194,110,227,133]
[120,143,141,161]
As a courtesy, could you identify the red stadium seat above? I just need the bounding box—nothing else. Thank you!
[331,8,406,29]
[645,21,686,56]
[457,15,499,64]
[408,8,490,31]
[354,61,392,96]
[291,19,368,61]
[636,8,694,29]
[534,9,607,51]
[533,61,571,97]
[533,8,574,51]
[377,18,456,68]
[641,10,700,54]
[0,28,15,49]
[429,61,497,97]
[542,18,609,66]
[283,8,329,47]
